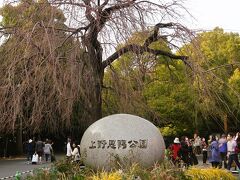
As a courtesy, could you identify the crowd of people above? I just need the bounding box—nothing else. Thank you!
[168,132,240,170]
[25,137,54,164]
[25,137,82,165]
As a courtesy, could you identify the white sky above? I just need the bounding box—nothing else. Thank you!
[0,0,240,33]
[184,0,240,33]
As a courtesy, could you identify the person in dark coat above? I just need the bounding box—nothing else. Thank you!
[189,139,198,165]
[35,138,45,163]
[180,136,190,166]
[201,138,208,164]
[26,139,34,164]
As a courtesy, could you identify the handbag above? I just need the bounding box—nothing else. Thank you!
[32,153,38,163]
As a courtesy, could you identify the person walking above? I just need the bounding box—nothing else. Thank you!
[44,139,53,163]
[227,133,240,170]
[35,137,44,164]
[218,134,227,168]
[26,139,34,164]
[180,136,190,167]
[201,138,208,164]
[66,138,72,161]
[209,135,220,168]
[189,139,198,165]
[193,134,201,155]
[170,137,181,165]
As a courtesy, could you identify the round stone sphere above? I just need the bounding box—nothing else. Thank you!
[80,114,165,170]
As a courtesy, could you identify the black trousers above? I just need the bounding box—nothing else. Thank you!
[227,154,240,170]
[220,152,227,168]
[211,162,220,168]
[45,154,50,162]
[203,151,207,163]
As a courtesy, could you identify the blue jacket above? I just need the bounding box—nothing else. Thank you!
[209,141,221,163]
[219,142,227,153]
[26,142,34,153]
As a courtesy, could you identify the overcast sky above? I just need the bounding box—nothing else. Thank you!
[0,0,240,33]
[185,0,240,33]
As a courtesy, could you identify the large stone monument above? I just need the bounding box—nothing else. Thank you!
[80,114,165,170]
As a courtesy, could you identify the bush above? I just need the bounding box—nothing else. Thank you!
[87,163,188,180]
[185,167,237,180]
[26,160,238,180]
[25,160,88,180]
[89,171,122,180]
[25,168,58,180]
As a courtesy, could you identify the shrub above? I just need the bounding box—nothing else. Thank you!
[185,167,237,180]
[25,168,58,180]
[89,171,122,180]
[27,160,238,180]
[26,160,88,180]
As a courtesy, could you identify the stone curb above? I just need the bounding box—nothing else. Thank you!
[0,170,32,180]
[0,166,85,179]
[0,157,25,161]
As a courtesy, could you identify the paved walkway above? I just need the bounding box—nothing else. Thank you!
[0,159,52,179]
[0,154,65,179]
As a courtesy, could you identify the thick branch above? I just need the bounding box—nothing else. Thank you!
[98,0,136,31]
[98,0,109,11]
[102,44,188,69]
[83,0,95,23]
[143,23,175,47]
[51,1,85,7]
[39,23,88,33]
[102,21,191,69]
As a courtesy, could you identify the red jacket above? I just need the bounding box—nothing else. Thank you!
[171,143,181,160]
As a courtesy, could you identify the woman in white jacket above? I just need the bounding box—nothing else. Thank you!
[71,143,80,163]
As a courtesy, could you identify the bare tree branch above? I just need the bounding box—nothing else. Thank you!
[204,63,240,73]
[102,44,188,69]
[97,0,136,32]
[143,22,175,47]
[102,22,190,69]
[83,0,95,23]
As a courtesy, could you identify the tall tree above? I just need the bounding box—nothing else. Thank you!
[182,28,240,132]
[0,0,83,134]
[0,0,190,134]
[103,31,194,130]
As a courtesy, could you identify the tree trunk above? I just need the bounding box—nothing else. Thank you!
[80,45,104,131]
[16,119,23,155]
[4,137,8,158]
[88,68,103,124]
[223,114,228,134]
